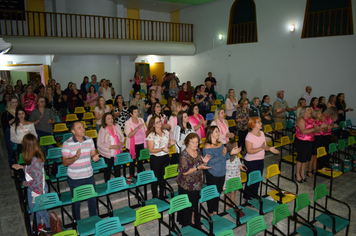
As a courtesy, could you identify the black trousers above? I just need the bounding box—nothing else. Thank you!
[205,170,225,214]
[177,186,200,227]
[128,144,144,177]
[243,159,264,200]
[238,129,248,152]
[103,156,121,182]
[150,154,170,198]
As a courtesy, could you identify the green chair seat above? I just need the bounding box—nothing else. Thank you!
[76,215,102,236]
[171,225,207,236]
[201,214,236,235]
[315,214,350,233]
[144,198,170,212]
[249,198,279,214]
[60,191,72,206]
[113,206,136,225]
[296,225,333,236]
[95,183,107,197]
[226,205,259,224]
[94,217,125,236]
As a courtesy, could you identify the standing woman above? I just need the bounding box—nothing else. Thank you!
[163,96,176,118]
[113,95,129,132]
[146,116,176,198]
[45,87,61,120]
[11,107,38,150]
[326,94,336,109]
[145,90,159,116]
[243,117,279,202]
[53,83,67,120]
[318,96,327,112]
[125,106,147,177]
[169,80,179,99]
[236,99,249,155]
[203,126,240,215]
[86,85,99,107]
[188,104,207,139]
[81,76,89,97]
[294,106,321,183]
[149,79,162,101]
[129,90,148,119]
[1,95,18,173]
[168,101,183,137]
[195,84,213,119]
[310,97,319,110]
[178,83,191,110]
[211,108,234,144]
[29,97,56,139]
[308,109,324,177]
[147,102,171,130]
[97,113,124,182]
[295,98,306,118]
[146,73,152,91]
[336,93,353,123]
[132,71,141,91]
[174,111,195,154]
[99,79,115,104]
[177,133,211,227]
[94,96,111,133]
[12,134,50,231]
[260,95,281,127]
[68,83,85,114]
[225,89,239,122]
[16,79,24,92]
[21,85,37,116]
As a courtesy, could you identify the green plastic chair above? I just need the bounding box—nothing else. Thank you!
[313,184,351,235]
[53,230,78,236]
[200,185,237,235]
[247,171,279,215]
[216,229,234,236]
[134,205,161,236]
[163,164,178,199]
[40,135,57,146]
[168,194,207,236]
[94,217,125,236]
[62,132,73,143]
[224,177,259,225]
[106,177,136,225]
[139,148,150,161]
[245,215,267,236]
[46,147,63,165]
[72,184,101,236]
[114,152,134,183]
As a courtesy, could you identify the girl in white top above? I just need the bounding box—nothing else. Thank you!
[173,111,194,153]
[146,115,176,198]
[94,96,111,133]
[225,89,239,119]
[11,107,37,144]
[211,108,234,144]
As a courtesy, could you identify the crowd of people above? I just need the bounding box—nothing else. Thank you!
[0,72,353,231]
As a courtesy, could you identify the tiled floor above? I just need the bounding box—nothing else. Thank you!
[1,129,355,235]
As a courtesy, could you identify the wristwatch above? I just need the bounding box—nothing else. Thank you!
[196,166,199,171]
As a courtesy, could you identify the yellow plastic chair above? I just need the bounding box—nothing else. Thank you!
[316,146,342,178]
[53,123,68,133]
[66,114,79,122]
[74,107,85,114]
[83,112,95,120]
[227,119,236,127]
[214,99,221,105]
[108,104,113,110]
[211,105,217,112]
[191,97,195,103]
[129,90,134,96]
[168,145,176,157]
[160,99,167,105]
[199,138,206,148]
[140,93,146,99]
[275,122,284,131]
[85,130,98,139]
[90,106,96,112]
[264,124,273,133]
[84,101,88,108]
[221,104,226,109]
[79,121,88,129]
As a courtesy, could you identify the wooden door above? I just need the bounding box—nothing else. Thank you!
[150,62,165,85]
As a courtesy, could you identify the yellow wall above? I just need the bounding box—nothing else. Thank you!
[26,0,45,36]
[127,9,140,39]
[171,10,180,41]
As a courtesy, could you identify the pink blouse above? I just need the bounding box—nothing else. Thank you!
[133,122,146,144]
[24,94,36,115]
[86,92,98,107]
[321,114,333,136]
[245,131,266,161]
[296,117,315,141]
[189,114,205,139]
[150,85,162,100]
[211,119,229,144]
[314,119,323,136]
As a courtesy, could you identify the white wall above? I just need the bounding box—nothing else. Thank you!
[139,9,170,22]
[171,0,356,119]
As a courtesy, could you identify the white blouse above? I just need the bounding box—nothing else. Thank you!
[146,130,170,157]
[10,123,38,144]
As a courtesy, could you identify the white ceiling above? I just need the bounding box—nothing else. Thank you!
[110,0,199,13]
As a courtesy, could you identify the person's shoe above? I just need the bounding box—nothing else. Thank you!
[37,223,43,232]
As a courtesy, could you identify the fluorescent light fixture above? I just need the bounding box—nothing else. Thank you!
[290,24,295,32]
[0,38,12,54]
[219,34,223,40]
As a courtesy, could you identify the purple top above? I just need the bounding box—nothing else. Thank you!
[177,149,204,191]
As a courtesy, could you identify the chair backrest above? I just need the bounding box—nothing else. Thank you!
[47,147,63,160]
[206,113,214,121]
[139,148,150,161]
[266,164,280,179]
[72,184,98,203]
[54,123,68,132]
[164,164,178,179]
[348,136,355,146]
[134,205,161,227]
[247,170,263,187]
[139,89,146,94]
[328,143,337,154]
[114,152,133,166]
[338,139,346,150]
[83,112,95,120]
[74,107,85,114]
[214,99,221,105]
[227,119,236,127]
[136,170,157,186]
[314,184,328,202]
[346,119,352,128]
[200,185,219,203]
[264,124,273,133]
[40,135,56,146]
[94,217,125,236]
[168,145,176,156]
[245,215,268,236]
[168,194,192,215]
[33,192,63,212]
[160,99,167,105]
[66,114,79,122]
[91,157,108,171]
[316,147,327,158]
[90,106,96,112]
[53,230,78,236]
[62,132,73,143]
[211,105,217,112]
[221,104,226,109]
[339,121,345,129]
[224,177,243,194]
[274,122,284,131]
[216,229,234,236]
[85,129,98,139]
[79,121,88,129]
[295,193,311,213]
[55,116,62,123]
[272,204,290,225]
[56,165,68,178]
[106,177,129,195]
[280,136,290,146]
[108,104,113,110]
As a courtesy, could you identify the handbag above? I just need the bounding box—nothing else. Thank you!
[49,212,63,233]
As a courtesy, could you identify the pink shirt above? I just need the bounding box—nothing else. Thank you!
[168,116,177,139]
[211,119,229,144]
[314,119,323,136]
[150,85,162,100]
[322,114,333,136]
[296,117,315,141]
[245,131,266,161]
[133,122,146,144]
[86,92,98,107]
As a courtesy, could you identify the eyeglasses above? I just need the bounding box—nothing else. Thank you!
[256,121,262,124]
[155,120,162,124]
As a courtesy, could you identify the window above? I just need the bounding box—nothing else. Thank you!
[227,0,258,44]
[302,0,354,38]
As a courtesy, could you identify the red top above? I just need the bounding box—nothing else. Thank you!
[178,90,191,107]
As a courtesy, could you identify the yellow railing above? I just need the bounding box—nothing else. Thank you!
[0,10,193,42]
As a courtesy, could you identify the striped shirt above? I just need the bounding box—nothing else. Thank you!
[61,136,95,180]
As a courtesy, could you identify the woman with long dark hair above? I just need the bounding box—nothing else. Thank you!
[80,76,89,97]
[11,106,37,147]
[174,111,195,154]
[188,104,207,139]
[113,95,128,132]
[336,93,353,123]
[132,71,141,91]
[145,89,159,116]
[318,96,327,112]
[147,102,170,130]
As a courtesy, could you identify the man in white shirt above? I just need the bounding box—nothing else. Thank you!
[301,86,312,106]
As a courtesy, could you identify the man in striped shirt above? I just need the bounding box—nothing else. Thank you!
[62,122,100,220]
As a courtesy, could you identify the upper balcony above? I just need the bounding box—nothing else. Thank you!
[0,10,195,55]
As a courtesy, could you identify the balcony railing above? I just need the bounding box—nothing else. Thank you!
[228,21,257,44]
[0,10,193,42]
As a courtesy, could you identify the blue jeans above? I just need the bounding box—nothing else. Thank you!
[96,124,101,134]
[28,183,50,227]
[5,128,14,170]
[67,176,97,220]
